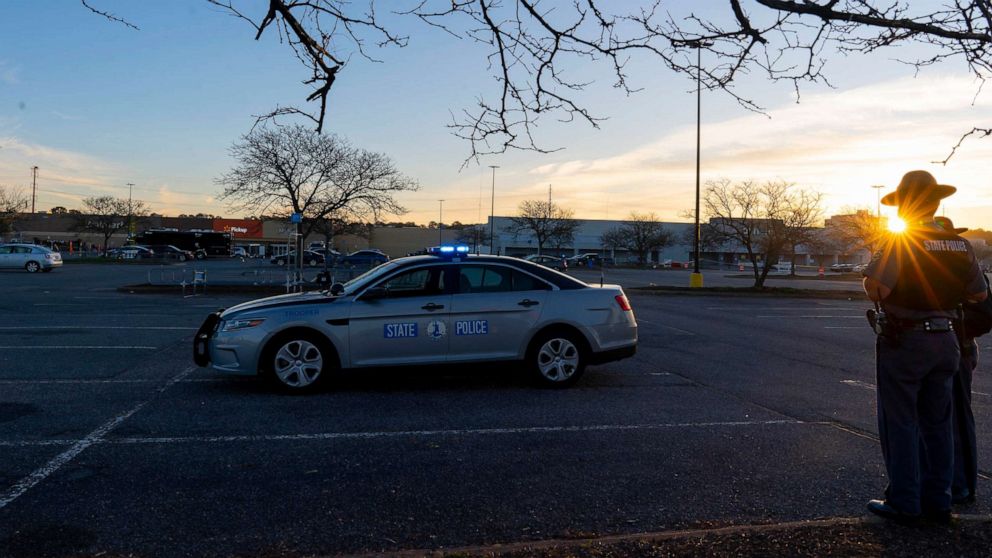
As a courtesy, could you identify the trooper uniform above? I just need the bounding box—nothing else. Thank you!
[863,171,987,522]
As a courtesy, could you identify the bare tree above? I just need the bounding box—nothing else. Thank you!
[599,227,625,256]
[780,189,825,275]
[0,186,29,235]
[507,200,580,255]
[217,125,418,254]
[455,224,493,253]
[184,1,992,162]
[76,196,149,254]
[826,208,887,260]
[703,179,823,288]
[605,212,674,265]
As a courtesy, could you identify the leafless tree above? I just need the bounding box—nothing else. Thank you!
[76,196,149,254]
[175,1,990,163]
[826,207,887,259]
[0,186,29,235]
[507,199,580,255]
[217,125,418,254]
[703,179,823,288]
[779,189,825,275]
[599,227,625,255]
[605,212,674,265]
[455,224,493,253]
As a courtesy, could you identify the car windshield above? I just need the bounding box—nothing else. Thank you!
[341,260,401,293]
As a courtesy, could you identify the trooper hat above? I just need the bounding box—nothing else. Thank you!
[881,170,956,206]
[934,215,968,234]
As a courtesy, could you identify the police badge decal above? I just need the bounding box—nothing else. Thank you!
[426,320,447,342]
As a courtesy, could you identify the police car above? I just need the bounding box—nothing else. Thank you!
[193,245,637,391]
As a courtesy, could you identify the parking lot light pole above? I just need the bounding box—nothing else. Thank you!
[688,39,712,289]
[438,200,444,244]
[489,165,499,255]
[871,184,885,218]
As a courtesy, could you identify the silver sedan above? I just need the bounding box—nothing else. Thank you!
[194,251,637,391]
[0,244,62,272]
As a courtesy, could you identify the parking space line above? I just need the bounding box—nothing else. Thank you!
[842,379,989,398]
[756,315,862,319]
[0,365,195,510]
[0,419,829,449]
[0,346,158,350]
[0,326,196,331]
[0,378,230,385]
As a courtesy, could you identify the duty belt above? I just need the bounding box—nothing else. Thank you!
[894,317,954,332]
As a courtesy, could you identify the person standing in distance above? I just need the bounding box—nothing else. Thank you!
[934,216,992,506]
[863,170,988,524]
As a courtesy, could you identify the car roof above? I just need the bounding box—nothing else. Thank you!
[390,254,587,290]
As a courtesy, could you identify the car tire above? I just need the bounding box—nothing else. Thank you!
[261,332,334,393]
[308,258,318,267]
[526,329,587,388]
[25,261,41,273]
[178,255,187,262]
[275,258,286,266]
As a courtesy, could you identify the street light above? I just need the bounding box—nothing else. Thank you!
[438,199,444,244]
[687,39,712,289]
[871,184,885,218]
[489,165,499,255]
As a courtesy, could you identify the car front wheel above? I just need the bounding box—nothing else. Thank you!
[263,333,333,393]
[25,261,41,273]
[528,330,586,388]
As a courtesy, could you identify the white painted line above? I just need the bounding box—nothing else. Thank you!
[756,315,862,319]
[648,372,672,376]
[0,365,195,509]
[0,326,195,331]
[0,378,229,385]
[824,326,864,329]
[0,346,157,350]
[108,420,824,446]
[841,379,876,392]
[706,306,854,311]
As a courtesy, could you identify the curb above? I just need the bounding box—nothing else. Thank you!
[629,286,863,300]
[340,514,992,558]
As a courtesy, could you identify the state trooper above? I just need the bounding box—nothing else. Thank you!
[862,170,988,524]
[934,216,991,506]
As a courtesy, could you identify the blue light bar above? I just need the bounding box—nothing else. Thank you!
[428,244,471,256]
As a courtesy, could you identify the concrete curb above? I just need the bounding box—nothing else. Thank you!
[630,286,863,299]
[340,514,992,557]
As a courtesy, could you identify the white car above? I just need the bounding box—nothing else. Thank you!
[0,244,62,272]
[194,246,638,392]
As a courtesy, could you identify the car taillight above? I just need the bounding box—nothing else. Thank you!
[615,294,632,311]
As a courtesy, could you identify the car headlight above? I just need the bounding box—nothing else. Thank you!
[221,318,266,332]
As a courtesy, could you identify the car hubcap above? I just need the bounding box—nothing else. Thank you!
[273,340,323,388]
[537,338,579,382]
[27,262,39,272]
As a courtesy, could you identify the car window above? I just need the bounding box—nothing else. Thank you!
[0,246,11,254]
[458,265,550,293]
[13,246,31,254]
[375,266,443,298]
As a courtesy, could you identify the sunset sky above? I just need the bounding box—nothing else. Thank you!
[2,1,991,229]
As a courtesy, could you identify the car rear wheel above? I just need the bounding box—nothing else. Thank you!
[528,330,586,388]
[263,333,333,393]
[25,261,40,273]
[308,258,318,267]
[275,258,286,266]
[178,255,187,262]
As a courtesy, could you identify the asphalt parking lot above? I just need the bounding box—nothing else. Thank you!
[1,262,990,557]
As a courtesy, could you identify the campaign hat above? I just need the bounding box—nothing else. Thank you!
[881,170,956,206]
[934,215,968,234]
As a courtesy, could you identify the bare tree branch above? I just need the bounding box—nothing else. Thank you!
[81,0,139,30]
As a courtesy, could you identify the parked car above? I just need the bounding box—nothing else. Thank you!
[339,249,389,267]
[270,250,327,267]
[193,246,638,392]
[0,243,62,272]
[107,245,155,259]
[524,254,565,270]
[567,253,601,267]
[146,245,194,262]
[830,263,855,272]
[232,246,248,258]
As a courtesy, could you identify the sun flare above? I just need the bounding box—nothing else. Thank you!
[887,217,907,233]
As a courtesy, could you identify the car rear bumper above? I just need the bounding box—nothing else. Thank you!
[589,343,636,365]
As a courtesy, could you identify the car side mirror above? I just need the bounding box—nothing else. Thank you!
[361,286,387,300]
[329,282,345,296]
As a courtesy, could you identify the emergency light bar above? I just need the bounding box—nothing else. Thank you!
[428,244,470,256]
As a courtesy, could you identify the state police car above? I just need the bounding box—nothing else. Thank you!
[193,245,637,391]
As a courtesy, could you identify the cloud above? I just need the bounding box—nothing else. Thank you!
[0,61,18,85]
[513,74,992,226]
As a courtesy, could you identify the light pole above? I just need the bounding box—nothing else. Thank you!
[489,165,499,254]
[438,199,444,244]
[126,182,135,238]
[31,166,38,214]
[871,184,885,218]
[688,39,712,288]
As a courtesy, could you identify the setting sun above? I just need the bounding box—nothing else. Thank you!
[887,217,907,233]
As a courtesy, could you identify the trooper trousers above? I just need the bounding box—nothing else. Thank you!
[953,339,980,497]
[876,329,960,515]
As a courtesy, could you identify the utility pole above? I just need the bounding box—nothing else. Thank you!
[438,199,444,244]
[871,184,885,218]
[31,166,38,214]
[688,39,712,289]
[126,183,135,237]
[489,165,499,255]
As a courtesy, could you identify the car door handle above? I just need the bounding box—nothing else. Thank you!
[421,303,445,311]
[518,299,540,307]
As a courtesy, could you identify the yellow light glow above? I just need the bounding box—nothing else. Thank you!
[887,217,907,233]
